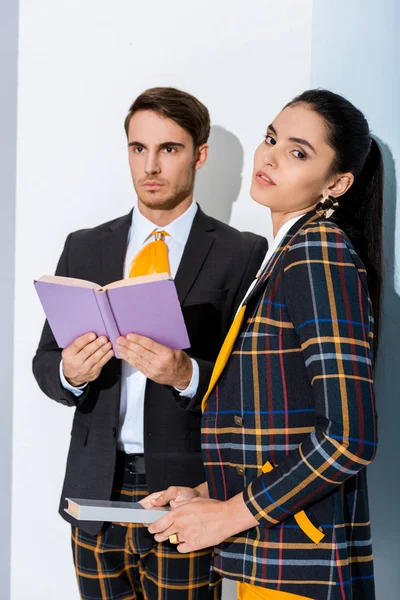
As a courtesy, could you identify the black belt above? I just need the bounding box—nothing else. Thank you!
[117,452,146,475]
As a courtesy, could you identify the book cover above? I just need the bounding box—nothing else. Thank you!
[34,273,190,355]
[65,498,170,523]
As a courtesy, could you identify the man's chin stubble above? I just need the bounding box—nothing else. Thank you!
[138,189,192,211]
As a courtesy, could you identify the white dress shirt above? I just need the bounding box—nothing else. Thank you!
[60,201,200,453]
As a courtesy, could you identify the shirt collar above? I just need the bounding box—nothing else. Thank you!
[260,213,307,271]
[272,214,306,252]
[130,200,198,246]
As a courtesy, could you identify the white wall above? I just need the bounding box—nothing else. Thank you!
[12,2,313,599]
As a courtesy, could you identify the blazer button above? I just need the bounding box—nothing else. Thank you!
[234,415,244,426]
[236,466,246,476]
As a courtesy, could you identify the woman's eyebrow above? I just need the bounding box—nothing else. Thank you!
[267,124,317,154]
[288,137,317,154]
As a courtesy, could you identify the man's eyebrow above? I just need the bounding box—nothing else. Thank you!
[266,125,317,154]
[128,141,186,148]
[159,142,186,149]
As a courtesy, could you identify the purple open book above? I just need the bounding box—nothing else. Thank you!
[34,272,190,358]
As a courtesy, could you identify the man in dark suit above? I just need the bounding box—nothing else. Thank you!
[33,87,267,600]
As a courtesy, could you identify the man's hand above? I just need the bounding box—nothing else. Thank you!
[62,332,114,387]
[115,334,193,389]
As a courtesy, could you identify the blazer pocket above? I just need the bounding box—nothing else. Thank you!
[70,420,89,446]
[262,460,324,544]
[184,289,228,307]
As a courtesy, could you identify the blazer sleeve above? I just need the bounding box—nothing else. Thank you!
[243,223,377,526]
[32,233,91,407]
[174,235,268,412]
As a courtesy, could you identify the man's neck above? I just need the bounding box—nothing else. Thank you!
[137,195,194,227]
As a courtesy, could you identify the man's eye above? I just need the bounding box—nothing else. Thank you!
[292,150,306,160]
[163,147,176,153]
[264,135,276,145]
[133,147,144,153]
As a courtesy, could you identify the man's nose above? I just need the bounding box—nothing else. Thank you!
[144,151,161,175]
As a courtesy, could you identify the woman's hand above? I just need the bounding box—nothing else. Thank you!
[148,486,200,508]
[148,493,259,553]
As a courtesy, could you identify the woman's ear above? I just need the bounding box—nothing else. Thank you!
[327,172,354,198]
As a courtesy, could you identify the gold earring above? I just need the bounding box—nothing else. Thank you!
[315,195,339,218]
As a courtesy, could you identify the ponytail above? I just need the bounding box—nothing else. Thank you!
[287,90,384,360]
[331,139,383,357]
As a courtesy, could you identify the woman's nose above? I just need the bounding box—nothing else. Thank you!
[262,145,278,169]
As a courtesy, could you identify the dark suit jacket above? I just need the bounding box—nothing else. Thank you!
[33,205,268,534]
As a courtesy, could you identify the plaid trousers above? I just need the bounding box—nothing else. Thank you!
[71,457,221,600]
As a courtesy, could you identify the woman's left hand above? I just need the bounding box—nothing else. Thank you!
[148,493,258,552]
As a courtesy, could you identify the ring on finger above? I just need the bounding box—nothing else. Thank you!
[169,534,180,544]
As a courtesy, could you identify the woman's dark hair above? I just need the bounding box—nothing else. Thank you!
[286,89,383,358]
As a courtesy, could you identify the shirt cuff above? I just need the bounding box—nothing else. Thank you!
[174,358,199,399]
[59,360,88,397]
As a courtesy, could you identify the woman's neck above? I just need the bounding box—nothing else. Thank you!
[271,209,310,237]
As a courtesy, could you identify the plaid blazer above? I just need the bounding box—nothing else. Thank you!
[202,212,377,599]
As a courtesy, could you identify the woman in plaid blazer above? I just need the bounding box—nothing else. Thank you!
[148,90,383,600]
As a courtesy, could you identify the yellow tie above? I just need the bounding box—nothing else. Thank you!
[201,304,247,412]
[129,230,171,278]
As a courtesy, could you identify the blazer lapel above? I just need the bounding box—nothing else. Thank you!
[174,206,216,305]
[244,211,319,306]
[100,210,132,286]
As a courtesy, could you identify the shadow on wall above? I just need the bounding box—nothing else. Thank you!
[194,125,244,224]
[368,138,400,591]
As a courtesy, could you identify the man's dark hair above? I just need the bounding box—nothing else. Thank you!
[124,87,211,148]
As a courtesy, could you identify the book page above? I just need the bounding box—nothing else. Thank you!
[104,272,170,290]
[37,275,101,290]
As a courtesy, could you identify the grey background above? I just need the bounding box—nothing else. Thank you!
[312,0,400,597]
[0,0,18,597]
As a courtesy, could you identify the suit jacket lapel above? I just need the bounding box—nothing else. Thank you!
[174,206,216,305]
[100,210,132,285]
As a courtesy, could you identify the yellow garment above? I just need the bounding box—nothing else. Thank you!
[238,582,312,599]
[129,230,170,278]
[261,462,324,545]
[201,304,247,412]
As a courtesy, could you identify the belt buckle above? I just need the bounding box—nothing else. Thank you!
[125,453,145,475]
[127,454,135,475]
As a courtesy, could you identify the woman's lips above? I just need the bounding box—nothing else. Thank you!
[255,171,276,186]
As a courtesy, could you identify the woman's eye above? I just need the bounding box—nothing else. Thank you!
[264,134,276,145]
[292,150,306,160]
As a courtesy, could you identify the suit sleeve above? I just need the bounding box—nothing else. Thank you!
[32,233,91,407]
[243,224,377,526]
[174,235,268,412]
